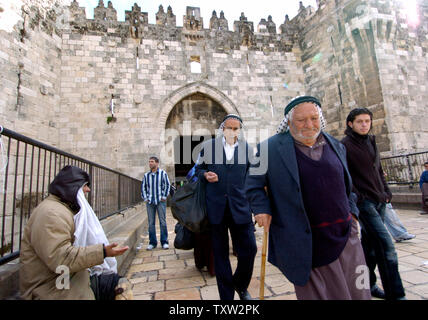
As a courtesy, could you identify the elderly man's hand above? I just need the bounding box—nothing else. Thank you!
[255,214,272,231]
[204,171,219,183]
[105,243,129,257]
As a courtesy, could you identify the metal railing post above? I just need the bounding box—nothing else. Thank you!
[118,175,121,211]
[88,164,93,206]
[406,155,414,189]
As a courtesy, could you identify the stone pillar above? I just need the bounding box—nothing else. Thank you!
[209,10,219,30]
[316,0,327,8]
[258,18,268,33]
[184,6,203,31]
[234,12,254,46]
[279,14,290,34]
[156,5,167,26]
[68,0,86,24]
[267,15,276,34]
[218,11,228,31]
[166,6,176,27]
[105,1,117,21]
[125,3,148,39]
[298,1,308,18]
[94,0,106,21]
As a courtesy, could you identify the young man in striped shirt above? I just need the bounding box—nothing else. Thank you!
[141,156,171,250]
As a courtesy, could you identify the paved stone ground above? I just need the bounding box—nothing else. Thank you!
[126,207,428,300]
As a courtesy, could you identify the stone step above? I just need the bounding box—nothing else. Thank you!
[104,205,147,275]
[0,262,20,300]
[389,185,422,194]
[388,185,423,209]
[391,193,422,208]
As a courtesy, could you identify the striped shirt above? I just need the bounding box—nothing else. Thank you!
[141,168,171,205]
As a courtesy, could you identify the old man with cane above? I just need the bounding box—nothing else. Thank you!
[246,96,371,300]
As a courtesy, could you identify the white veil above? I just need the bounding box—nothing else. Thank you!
[73,187,117,276]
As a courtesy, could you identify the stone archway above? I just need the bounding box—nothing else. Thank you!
[160,82,239,183]
[158,81,239,129]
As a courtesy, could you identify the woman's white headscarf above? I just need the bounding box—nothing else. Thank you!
[73,187,117,276]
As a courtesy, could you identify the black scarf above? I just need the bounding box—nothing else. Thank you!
[48,165,91,212]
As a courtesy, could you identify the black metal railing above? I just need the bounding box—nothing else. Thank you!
[0,126,142,265]
[381,151,428,187]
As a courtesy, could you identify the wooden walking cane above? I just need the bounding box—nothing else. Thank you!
[259,227,268,300]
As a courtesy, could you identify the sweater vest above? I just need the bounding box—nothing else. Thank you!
[295,142,351,268]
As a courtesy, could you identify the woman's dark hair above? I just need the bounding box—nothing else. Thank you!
[345,107,373,134]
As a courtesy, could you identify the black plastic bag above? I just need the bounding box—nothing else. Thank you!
[90,273,121,300]
[171,178,209,233]
[173,222,195,250]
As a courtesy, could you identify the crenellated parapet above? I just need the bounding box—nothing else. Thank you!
[183,7,204,31]
[209,10,229,31]
[63,1,425,55]
[233,12,255,46]
[155,5,176,27]
[15,1,426,55]
[69,0,86,24]
[62,1,312,52]
[125,3,148,39]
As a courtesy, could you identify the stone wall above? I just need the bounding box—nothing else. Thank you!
[369,0,428,154]
[0,0,66,145]
[296,0,427,153]
[0,0,427,180]
[56,1,306,178]
[297,0,389,150]
[0,1,66,254]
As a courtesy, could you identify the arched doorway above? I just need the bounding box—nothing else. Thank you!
[165,93,228,184]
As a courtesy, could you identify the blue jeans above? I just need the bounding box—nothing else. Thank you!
[384,203,409,240]
[358,199,405,299]
[146,202,168,247]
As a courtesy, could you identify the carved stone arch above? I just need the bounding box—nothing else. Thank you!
[158,81,239,130]
[158,82,239,180]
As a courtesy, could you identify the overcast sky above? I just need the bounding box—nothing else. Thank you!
[73,0,318,30]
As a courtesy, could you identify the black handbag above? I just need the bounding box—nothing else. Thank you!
[173,222,194,250]
[170,178,209,234]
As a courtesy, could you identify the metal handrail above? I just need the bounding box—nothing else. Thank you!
[381,150,428,187]
[0,126,143,265]
[0,127,137,180]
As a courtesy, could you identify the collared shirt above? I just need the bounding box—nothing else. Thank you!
[141,168,170,205]
[223,136,239,161]
[293,133,326,161]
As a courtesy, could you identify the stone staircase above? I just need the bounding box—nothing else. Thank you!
[103,204,147,275]
[389,185,422,209]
